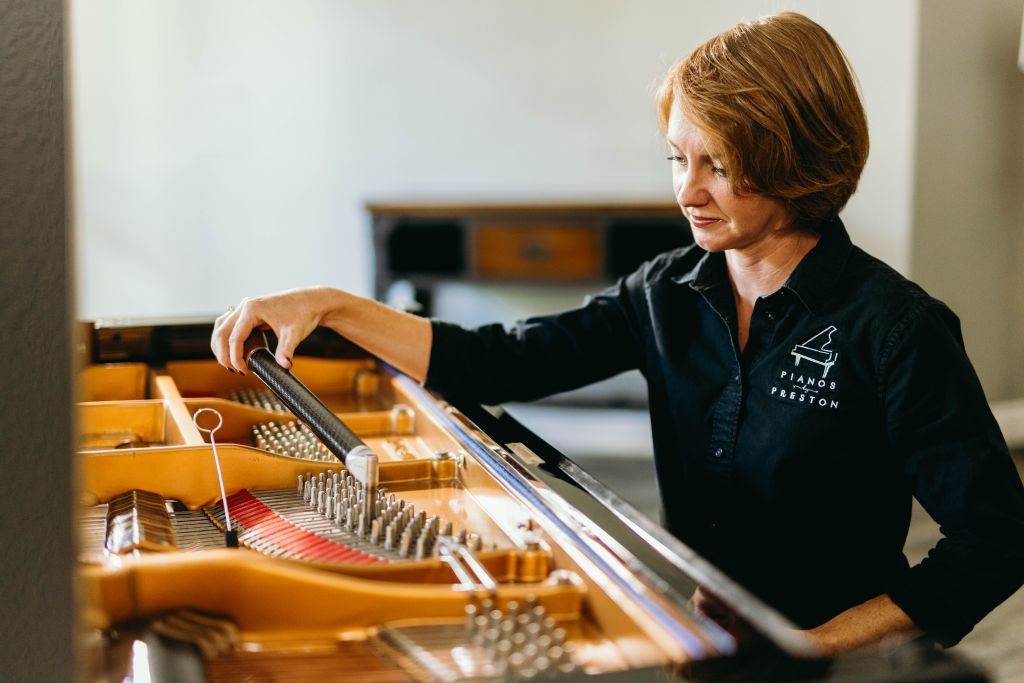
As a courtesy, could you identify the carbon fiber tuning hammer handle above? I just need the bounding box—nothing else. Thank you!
[243,332,379,488]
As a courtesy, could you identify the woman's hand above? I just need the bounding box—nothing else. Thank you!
[690,586,761,646]
[211,286,336,373]
[210,286,433,381]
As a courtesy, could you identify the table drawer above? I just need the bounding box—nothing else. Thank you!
[474,222,602,280]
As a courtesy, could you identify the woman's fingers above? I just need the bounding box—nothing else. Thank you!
[228,306,261,373]
[274,329,299,370]
[211,306,241,369]
[691,587,735,625]
[211,288,326,373]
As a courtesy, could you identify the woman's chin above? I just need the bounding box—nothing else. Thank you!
[691,231,730,253]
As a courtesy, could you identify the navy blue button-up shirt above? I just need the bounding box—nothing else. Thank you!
[425,217,1024,645]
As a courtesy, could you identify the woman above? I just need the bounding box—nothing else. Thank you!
[212,12,1024,655]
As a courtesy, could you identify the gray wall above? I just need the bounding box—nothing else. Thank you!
[910,0,1024,401]
[0,0,74,679]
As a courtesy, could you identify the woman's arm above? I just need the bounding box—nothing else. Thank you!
[210,286,432,380]
[803,594,919,656]
[212,267,647,406]
[694,587,919,656]
[880,300,1024,645]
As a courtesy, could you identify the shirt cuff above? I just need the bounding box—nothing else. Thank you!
[423,319,476,398]
[887,565,972,647]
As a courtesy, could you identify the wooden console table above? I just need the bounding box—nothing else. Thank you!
[368,201,691,315]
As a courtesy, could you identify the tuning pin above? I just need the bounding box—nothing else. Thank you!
[507,652,526,674]
[414,534,428,560]
[499,619,515,641]
[483,627,500,657]
[494,640,512,668]
[533,656,551,676]
[399,528,413,558]
[472,615,489,643]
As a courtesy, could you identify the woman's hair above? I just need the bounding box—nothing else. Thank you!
[657,12,868,231]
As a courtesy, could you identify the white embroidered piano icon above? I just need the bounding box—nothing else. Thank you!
[791,325,838,378]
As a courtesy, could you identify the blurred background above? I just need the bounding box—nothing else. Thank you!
[72,1,920,320]
[67,1,1024,678]
[69,0,1024,406]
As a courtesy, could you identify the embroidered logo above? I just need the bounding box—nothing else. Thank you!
[791,325,838,378]
[770,325,841,410]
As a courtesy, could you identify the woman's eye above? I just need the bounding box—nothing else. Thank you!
[666,155,686,165]
[712,165,727,177]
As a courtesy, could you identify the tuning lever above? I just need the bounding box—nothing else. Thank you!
[243,331,379,493]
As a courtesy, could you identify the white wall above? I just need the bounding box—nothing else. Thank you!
[70,0,918,321]
[910,0,1024,401]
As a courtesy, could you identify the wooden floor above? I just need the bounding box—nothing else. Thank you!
[572,450,1024,682]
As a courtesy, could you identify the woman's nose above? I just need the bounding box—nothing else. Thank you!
[675,169,708,208]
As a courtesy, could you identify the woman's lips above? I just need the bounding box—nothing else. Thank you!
[689,215,722,228]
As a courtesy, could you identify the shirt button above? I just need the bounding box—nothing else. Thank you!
[714,448,724,458]
[766,311,775,321]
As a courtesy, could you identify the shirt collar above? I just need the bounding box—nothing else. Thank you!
[782,216,853,313]
[671,249,726,291]
[671,216,853,314]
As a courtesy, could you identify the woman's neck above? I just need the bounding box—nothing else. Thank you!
[725,229,819,304]
[726,229,819,354]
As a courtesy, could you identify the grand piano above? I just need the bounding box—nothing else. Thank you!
[76,320,984,682]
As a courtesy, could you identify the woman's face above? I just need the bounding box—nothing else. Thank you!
[666,98,794,254]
